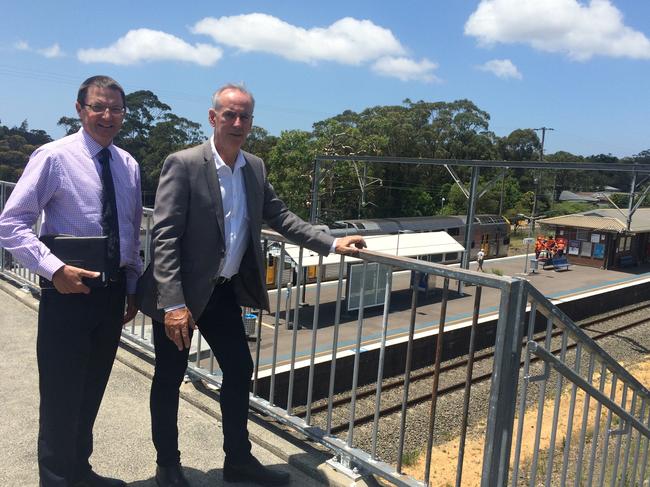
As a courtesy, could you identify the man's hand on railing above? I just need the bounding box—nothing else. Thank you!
[52,264,99,294]
[164,306,196,351]
[335,235,367,256]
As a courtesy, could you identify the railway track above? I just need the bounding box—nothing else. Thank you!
[299,301,650,435]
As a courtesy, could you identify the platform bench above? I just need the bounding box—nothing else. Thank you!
[552,257,570,271]
[620,255,636,268]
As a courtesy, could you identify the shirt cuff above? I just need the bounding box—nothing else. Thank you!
[38,254,66,281]
[164,304,186,313]
[330,238,337,253]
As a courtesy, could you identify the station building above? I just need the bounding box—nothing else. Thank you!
[539,208,650,269]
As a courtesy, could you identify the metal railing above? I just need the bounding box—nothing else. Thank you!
[1,179,648,486]
[506,285,650,487]
[0,182,42,290]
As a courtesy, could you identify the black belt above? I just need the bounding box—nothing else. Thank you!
[108,267,126,283]
[214,275,232,286]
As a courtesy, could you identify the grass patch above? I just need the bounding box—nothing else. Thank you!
[401,449,420,467]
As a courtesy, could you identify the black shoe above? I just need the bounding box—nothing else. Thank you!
[155,463,191,487]
[223,456,290,486]
[74,470,126,487]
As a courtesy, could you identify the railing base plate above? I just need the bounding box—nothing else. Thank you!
[326,457,363,481]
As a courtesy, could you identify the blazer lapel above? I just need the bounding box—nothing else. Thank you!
[242,155,262,228]
[202,141,225,239]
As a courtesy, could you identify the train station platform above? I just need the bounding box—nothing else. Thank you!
[0,283,357,486]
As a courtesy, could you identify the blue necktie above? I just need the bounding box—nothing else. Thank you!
[98,148,121,273]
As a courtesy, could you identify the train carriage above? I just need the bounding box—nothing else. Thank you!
[265,214,510,286]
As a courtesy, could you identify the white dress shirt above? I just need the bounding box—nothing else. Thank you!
[164,137,250,313]
[210,135,250,278]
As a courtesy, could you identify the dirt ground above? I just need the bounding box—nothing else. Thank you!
[403,356,650,487]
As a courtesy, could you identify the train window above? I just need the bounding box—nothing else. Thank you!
[448,228,460,236]
[446,252,458,261]
[431,253,443,263]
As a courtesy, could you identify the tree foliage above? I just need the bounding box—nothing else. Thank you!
[0,119,52,181]
[3,92,649,222]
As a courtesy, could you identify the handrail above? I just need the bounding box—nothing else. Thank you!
[526,284,650,397]
[528,341,650,439]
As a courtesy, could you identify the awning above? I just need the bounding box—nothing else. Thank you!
[282,231,465,267]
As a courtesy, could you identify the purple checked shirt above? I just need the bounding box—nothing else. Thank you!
[0,128,143,293]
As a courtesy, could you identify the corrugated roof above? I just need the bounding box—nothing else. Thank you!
[558,190,598,202]
[539,208,650,233]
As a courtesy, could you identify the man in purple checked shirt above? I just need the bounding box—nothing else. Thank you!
[0,76,142,487]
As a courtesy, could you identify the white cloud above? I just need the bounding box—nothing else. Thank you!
[192,13,434,82]
[77,28,222,66]
[478,58,522,79]
[465,0,650,61]
[38,43,64,58]
[14,40,30,50]
[372,57,440,82]
[14,40,64,58]
[191,13,405,65]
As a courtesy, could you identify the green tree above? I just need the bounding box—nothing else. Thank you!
[57,116,81,135]
[497,129,540,161]
[266,130,316,220]
[0,120,52,181]
[242,126,278,162]
[138,113,203,191]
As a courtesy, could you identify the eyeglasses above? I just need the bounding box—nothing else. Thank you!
[83,104,126,115]
[221,110,252,123]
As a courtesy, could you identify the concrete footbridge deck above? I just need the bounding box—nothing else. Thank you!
[0,283,358,487]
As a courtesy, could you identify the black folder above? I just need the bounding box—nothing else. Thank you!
[39,235,108,289]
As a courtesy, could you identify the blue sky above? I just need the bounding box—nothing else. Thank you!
[1,0,648,158]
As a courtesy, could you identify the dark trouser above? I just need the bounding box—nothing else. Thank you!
[37,280,126,487]
[150,281,254,466]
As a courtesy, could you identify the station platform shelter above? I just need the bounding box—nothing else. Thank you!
[539,208,650,269]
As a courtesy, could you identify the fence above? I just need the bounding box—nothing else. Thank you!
[1,179,648,486]
[506,286,650,486]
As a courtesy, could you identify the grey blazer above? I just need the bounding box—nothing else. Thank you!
[136,141,334,322]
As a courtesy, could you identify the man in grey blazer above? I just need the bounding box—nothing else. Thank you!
[137,84,364,487]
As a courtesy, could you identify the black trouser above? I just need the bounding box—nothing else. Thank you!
[150,281,254,466]
[37,279,126,487]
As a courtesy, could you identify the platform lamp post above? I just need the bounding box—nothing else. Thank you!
[517,213,546,274]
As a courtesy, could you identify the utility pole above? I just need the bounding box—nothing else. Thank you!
[532,126,554,235]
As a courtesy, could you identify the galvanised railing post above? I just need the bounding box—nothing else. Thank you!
[480,278,528,487]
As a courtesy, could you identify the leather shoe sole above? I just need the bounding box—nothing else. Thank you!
[73,470,126,487]
[155,463,191,487]
[223,456,290,486]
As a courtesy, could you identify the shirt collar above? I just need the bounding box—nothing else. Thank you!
[79,127,114,159]
[210,135,246,172]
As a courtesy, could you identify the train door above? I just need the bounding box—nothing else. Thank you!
[480,232,493,256]
[266,255,277,286]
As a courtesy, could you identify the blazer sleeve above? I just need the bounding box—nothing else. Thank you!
[259,161,334,255]
[151,152,190,309]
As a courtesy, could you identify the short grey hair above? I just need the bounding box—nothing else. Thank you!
[211,83,255,112]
